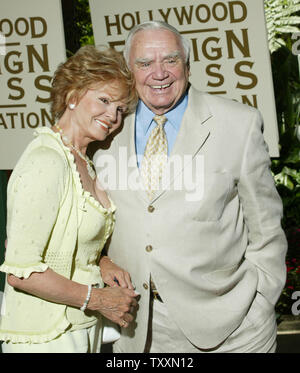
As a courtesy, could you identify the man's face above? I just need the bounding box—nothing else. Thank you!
[129,29,189,115]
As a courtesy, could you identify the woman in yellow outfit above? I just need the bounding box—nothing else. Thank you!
[0,45,138,353]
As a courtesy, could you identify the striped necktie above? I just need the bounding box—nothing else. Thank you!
[140,115,168,200]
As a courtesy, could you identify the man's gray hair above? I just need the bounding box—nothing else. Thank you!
[123,20,190,68]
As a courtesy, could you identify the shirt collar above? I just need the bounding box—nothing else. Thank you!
[136,92,189,135]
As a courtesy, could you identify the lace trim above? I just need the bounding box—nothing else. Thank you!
[0,262,49,279]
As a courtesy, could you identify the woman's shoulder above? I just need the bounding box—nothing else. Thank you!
[10,127,71,185]
[32,127,67,154]
[20,127,68,168]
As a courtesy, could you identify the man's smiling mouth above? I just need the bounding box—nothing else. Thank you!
[150,83,172,90]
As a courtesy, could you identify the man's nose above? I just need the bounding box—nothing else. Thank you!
[152,63,168,80]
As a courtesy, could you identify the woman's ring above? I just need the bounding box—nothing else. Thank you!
[121,320,127,327]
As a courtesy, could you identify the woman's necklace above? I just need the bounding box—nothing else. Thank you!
[54,123,96,180]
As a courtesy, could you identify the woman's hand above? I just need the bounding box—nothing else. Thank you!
[100,255,134,289]
[88,286,138,328]
[98,256,139,327]
[7,267,139,329]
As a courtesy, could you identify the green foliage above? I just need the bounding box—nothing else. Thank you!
[268,38,300,232]
[63,0,94,57]
[276,230,300,318]
[76,0,94,46]
[264,0,300,317]
[264,0,300,53]
[0,172,7,294]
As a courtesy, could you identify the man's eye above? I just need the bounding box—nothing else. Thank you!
[137,62,151,69]
[167,59,177,64]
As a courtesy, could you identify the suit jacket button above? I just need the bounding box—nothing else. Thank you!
[148,205,155,213]
[143,283,149,290]
[145,245,153,252]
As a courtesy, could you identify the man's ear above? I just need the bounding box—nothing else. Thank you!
[186,61,191,77]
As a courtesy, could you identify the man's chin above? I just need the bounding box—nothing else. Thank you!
[148,100,176,114]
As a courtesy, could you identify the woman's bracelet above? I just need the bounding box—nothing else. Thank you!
[80,284,92,312]
[80,283,100,312]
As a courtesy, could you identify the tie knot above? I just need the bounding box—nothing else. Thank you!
[153,115,167,127]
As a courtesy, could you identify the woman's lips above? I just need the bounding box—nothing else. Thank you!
[95,119,110,132]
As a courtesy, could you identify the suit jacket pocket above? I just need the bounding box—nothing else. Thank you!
[200,260,257,299]
[245,291,275,329]
[202,263,239,284]
[192,171,231,221]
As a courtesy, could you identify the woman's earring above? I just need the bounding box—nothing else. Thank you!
[69,103,75,110]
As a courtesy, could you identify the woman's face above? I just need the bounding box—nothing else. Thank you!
[71,80,128,142]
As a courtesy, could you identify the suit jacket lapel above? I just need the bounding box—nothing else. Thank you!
[171,86,212,158]
[152,87,212,201]
[123,87,213,203]
[121,113,151,204]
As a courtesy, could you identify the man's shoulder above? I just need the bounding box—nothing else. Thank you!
[189,86,259,117]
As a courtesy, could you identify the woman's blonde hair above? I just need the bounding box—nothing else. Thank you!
[50,45,138,119]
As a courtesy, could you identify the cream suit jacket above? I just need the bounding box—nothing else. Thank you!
[94,86,287,352]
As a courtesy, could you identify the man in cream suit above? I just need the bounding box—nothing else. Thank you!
[95,21,287,353]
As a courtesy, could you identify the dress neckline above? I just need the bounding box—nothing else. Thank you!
[34,127,116,214]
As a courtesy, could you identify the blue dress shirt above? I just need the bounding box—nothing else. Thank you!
[135,93,189,167]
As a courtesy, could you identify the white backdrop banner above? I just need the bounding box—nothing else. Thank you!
[89,0,279,156]
[0,0,66,169]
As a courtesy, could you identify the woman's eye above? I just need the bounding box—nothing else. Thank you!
[117,106,126,114]
[100,98,109,104]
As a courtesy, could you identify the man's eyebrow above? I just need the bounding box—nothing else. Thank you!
[135,51,182,65]
[163,51,181,59]
[135,58,153,64]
